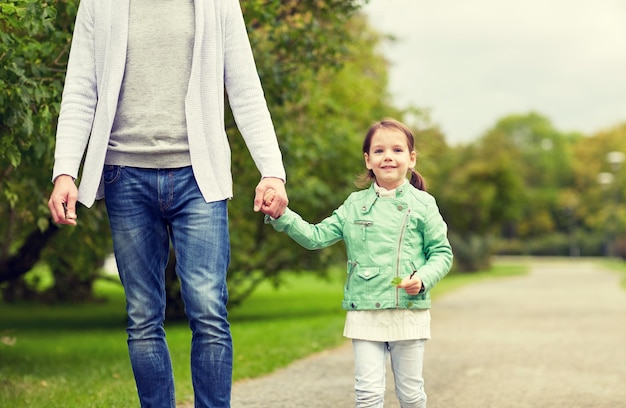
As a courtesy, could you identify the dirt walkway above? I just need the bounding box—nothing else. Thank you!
[224,258,626,407]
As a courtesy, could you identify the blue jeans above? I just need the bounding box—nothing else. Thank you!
[352,339,427,408]
[104,166,233,408]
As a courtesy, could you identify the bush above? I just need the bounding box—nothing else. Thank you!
[495,232,606,257]
[448,232,493,273]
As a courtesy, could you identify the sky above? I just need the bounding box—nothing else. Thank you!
[363,0,626,144]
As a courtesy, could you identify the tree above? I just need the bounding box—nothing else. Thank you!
[432,115,543,271]
[1,0,113,302]
[570,123,626,257]
[447,112,626,260]
[486,113,580,239]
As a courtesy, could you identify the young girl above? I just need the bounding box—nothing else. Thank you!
[264,118,453,408]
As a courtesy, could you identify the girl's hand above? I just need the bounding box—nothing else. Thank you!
[397,274,423,295]
[263,188,275,206]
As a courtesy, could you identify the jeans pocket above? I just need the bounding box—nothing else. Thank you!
[103,165,121,184]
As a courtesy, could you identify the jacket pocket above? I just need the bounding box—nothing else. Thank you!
[353,220,374,241]
[346,266,394,304]
[345,219,374,250]
[356,267,380,280]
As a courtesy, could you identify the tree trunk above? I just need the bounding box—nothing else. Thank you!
[0,223,59,283]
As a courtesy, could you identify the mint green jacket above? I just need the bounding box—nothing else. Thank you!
[268,183,453,311]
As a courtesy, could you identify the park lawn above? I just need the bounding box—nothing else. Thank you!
[0,262,526,407]
[603,258,626,289]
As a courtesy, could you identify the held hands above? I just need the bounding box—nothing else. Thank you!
[253,177,287,219]
[48,175,78,226]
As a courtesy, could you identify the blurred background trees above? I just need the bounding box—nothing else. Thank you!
[1,0,112,303]
[2,0,626,314]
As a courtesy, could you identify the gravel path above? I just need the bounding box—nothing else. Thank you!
[197,258,626,407]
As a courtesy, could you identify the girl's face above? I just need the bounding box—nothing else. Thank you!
[364,128,416,190]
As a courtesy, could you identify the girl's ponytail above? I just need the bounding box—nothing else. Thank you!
[409,168,426,191]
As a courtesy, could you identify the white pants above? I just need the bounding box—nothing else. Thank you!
[352,339,427,408]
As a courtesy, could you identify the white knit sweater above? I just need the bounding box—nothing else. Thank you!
[53,0,285,207]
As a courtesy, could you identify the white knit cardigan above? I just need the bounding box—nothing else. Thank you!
[53,0,286,207]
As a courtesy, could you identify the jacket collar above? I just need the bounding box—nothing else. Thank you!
[360,181,410,213]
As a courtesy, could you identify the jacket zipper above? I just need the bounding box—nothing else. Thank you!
[354,220,373,241]
[395,208,411,307]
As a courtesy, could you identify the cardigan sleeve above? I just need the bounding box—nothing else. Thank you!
[52,0,98,182]
[222,0,286,182]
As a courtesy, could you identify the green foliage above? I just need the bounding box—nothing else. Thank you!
[571,124,626,233]
[496,232,605,257]
[603,258,626,288]
[0,0,62,169]
[0,0,112,301]
[243,0,366,101]
[448,232,493,273]
[439,113,626,268]
[436,142,525,237]
[431,112,620,271]
[1,0,67,279]
[484,113,581,240]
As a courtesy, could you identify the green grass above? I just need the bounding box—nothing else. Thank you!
[602,258,626,289]
[0,262,526,407]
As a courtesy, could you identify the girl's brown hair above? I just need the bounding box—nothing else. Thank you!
[356,118,426,191]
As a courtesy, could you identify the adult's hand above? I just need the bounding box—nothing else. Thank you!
[48,175,78,225]
[253,177,287,219]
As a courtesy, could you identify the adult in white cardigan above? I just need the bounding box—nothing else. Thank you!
[48,0,287,406]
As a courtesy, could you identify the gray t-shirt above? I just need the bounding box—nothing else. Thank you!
[107,0,194,168]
